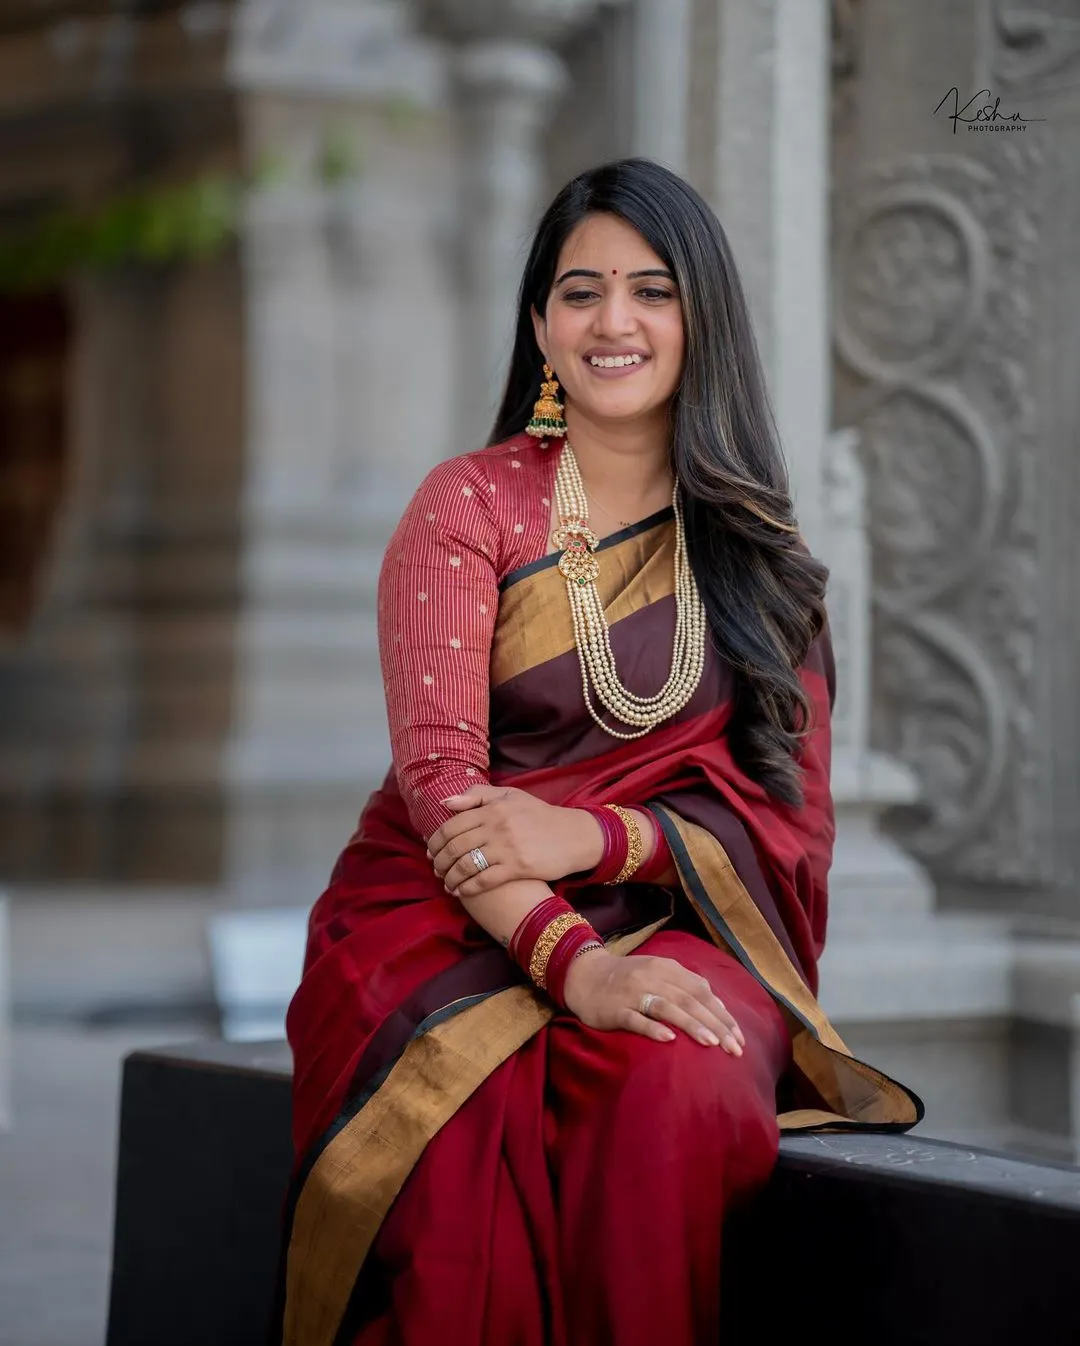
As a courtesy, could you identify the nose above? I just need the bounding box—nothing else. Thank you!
[591,289,638,339]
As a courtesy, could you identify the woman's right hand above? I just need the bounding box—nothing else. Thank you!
[562,950,745,1054]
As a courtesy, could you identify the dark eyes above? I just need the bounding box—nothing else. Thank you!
[561,287,675,303]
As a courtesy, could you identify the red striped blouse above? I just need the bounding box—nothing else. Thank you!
[377,432,560,842]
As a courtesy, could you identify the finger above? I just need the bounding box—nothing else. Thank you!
[431,823,487,878]
[427,811,490,861]
[439,840,474,883]
[650,993,742,1054]
[449,864,508,901]
[650,994,722,1047]
[444,850,496,892]
[666,988,743,1053]
[441,786,505,810]
[618,1007,676,1043]
[443,843,493,890]
[700,993,744,1047]
[426,819,466,856]
[672,972,745,1047]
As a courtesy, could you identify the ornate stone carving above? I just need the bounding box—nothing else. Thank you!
[993,1,1080,90]
[835,182,991,383]
[833,143,1047,886]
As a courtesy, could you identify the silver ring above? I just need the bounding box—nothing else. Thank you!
[469,848,489,873]
[638,992,659,1018]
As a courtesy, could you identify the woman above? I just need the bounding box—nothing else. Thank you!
[279,158,921,1346]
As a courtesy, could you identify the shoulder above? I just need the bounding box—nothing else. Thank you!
[387,433,549,570]
[409,431,546,499]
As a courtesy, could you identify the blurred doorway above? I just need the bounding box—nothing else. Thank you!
[0,290,70,633]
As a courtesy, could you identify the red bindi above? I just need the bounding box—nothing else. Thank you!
[612,268,618,275]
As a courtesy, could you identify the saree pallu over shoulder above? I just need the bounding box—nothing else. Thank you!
[279,511,922,1346]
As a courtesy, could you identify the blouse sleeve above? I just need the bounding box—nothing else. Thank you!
[376,454,503,843]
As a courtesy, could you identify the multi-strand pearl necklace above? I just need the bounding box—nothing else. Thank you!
[551,440,707,739]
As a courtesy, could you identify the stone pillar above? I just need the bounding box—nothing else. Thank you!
[225,0,450,903]
[629,0,692,172]
[820,426,924,894]
[451,42,568,448]
[242,187,339,515]
[425,0,604,450]
[707,0,830,547]
[327,167,457,512]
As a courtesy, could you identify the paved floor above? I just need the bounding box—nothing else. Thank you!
[0,1021,212,1346]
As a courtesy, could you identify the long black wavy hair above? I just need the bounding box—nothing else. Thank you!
[490,158,829,806]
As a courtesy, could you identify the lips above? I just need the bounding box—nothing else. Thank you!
[585,346,649,361]
[584,351,650,378]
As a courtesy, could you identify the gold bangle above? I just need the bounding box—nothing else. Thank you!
[529,912,589,990]
[602,804,643,885]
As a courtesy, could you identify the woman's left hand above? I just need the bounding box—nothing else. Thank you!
[427,785,598,898]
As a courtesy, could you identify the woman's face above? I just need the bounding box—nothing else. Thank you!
[531,213,684,433]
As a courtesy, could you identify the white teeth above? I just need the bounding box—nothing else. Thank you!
[589,354,644,368]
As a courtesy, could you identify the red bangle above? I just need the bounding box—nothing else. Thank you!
[544,926,604,1008]
[634,811,673,883]
[509,896,566,966]
[508,897,602,1006]
[580,805,628,884]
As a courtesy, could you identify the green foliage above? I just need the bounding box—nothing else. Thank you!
[317,123,363,186]
[0,127,365,294]
[383,93,424,134]
[0,173,244,293]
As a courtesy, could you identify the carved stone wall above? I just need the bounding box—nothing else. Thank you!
[832,0,1079,917]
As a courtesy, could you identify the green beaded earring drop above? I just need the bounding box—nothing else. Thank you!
[525,363,568,438]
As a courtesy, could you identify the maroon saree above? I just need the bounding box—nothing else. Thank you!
[280,506,922,1346]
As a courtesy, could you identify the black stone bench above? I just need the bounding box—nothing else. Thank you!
[106,1040,1080,1346]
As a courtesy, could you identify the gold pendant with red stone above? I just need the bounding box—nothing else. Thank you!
[552,515,600,586]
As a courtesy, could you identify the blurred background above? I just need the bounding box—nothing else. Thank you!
[0,0,1078,1341]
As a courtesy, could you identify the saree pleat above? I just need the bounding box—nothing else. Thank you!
[280,513,922,1346]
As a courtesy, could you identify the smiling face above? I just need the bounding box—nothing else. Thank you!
[531,212,685,435]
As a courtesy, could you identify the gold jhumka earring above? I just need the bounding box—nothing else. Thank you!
[526,364,567,437]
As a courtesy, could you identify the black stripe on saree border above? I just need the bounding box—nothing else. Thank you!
[650,804,924,1136]
[499,504,675,592]
[650,804,819,1038]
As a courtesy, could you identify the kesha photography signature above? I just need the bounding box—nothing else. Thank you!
[934,87,1046,134]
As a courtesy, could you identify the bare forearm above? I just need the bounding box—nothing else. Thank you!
[457,876,556,948]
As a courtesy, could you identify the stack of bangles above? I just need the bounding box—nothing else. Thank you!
[508,807,674,1009]
[579,804,673,886]
[508,897,603,1009]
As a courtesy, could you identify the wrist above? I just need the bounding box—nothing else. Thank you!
[570,806,607,874]
[561,944,610,1011]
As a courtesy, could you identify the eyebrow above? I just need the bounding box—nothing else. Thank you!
[553,267,676,285]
